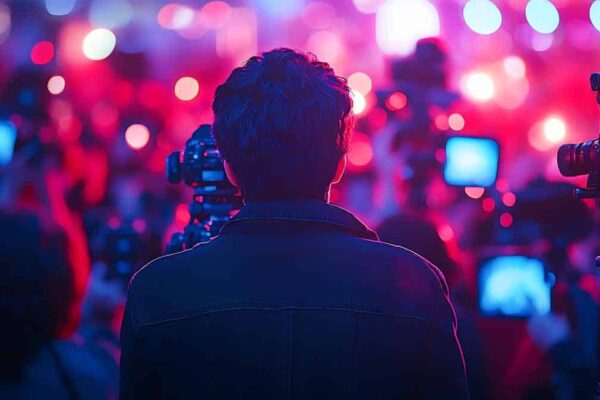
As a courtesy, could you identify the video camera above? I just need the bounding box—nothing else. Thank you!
[165,124,240,253]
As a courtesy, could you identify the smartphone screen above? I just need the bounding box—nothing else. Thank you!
[444,136,499,187]
[479,256,552,317]
[0,121,17,166]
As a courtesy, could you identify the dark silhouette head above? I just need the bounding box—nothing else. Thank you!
[212,48,353,201]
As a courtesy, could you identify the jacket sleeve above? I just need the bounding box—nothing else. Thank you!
[120,287,157,400]
[419,264,471,399]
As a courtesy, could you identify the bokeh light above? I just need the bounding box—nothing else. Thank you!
[82,28,117,60]
[31,41,54,65]
[347,132,373,169]
[500,212,513,228]
[502,192,516,207]
[465,186,485,199]
[47,75,66,95]
[0,4,10,44]
[543,116,566,143]
[125,124,150,150]
[200,1,232,29]
[386,92,408,111]
[301,2,336,30]
[348,72,373,96]
[437,224,455,242]
[353,0,385,14]
[526,0,560,34]
[0,121,17,166]
[503,56,526,79]
[306,30,343,65]
[591,1,600,32]
[463,0,502,35]
[89,0,133,29]
[351,90,367,115]
[482,197,496,212]
[461,72,495,102]
[157,3,195,30]
[174,76,200,101]
[448,113,465,131]
[376,0,440,55]
[45,0,76,16]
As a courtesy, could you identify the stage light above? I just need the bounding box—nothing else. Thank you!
[89,0,133,29]
[502,192,516,207]
[174,77,200,101]
[46,0,76,16]
[31,41,54,65]
[353,0,385,14]
[465,186,485,199]
[386,92,408,111]
[591,1,600,32]
[526,0,559,34]
[0,121,17,166]
[376,0,440,56]
[348,72,372,96]
[461,72,495,102]
[254,0,304,19]
[200,1,232,29]
[157,3,194,30]
[82,28,116,60]
[347,132,373,168]
[500,212,513,228]
[47,75,66,95]
[448,113,465,131]
[125,124,150,150]
[351,90,367,115]
[463,0,502,35]
[543,117,566,143]
[503,56,526,79]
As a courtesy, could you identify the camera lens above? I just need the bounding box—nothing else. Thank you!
[557,139,600,177]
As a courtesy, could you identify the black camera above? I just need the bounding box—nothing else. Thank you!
[165,124,240,253]
[556,73,600,200]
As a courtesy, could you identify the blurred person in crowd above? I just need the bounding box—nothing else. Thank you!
[0,212,117,399]
[120,48,469,399]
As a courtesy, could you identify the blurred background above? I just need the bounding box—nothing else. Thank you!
[1,0,600,399]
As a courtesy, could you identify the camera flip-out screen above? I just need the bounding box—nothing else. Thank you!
[444,136,499,187]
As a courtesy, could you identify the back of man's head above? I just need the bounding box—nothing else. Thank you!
[212,48,353,201]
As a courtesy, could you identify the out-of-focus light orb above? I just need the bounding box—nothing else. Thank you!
[496,76,529,109]
[461,72,495,102]
[301,2,336,30]
[543,117,566,143]
[200,1,232,29]
[348,72,372,96]
[31,41,55,65]
[306,30,343,64]
[531,32,554,51]
[0,121,17,166]
[500,212,513,228]
[157,3,194,30]
[502,192,516,207]
[386,91,408,110]
[47,75,66,95]
[82,28,116,60]
[125,124,150,150]
[526,0,560,34]
[89,0,133,29]
[591,1,600,32]
[46,0,77,16]
[353,0,386,14]
[437,224,455,242]
[448,113,465,131]
[351,90,367,115]
[348,132,373,168]
[376,0,440,56]
[482,197,495,212]
[0,4,10,44]
[503,56,526,78]
[465,186,485,199]
[174,77,200,101]
[463,0,502,35]
[254,0,304,19]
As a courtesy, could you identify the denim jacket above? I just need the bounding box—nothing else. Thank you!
[120,200,470,399]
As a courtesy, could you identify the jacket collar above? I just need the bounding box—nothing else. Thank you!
[219,199,379,241]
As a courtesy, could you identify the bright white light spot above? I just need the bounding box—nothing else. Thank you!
[376,0,440,56]
[463,0,502,35]
[48,75,66,95]
[461,72,495,102]
[82,28,116,60]
[503,56,526,78]
[526,0,560,34]
[125,124,150,150]
[543,117,566,143]
[174,76,200,101]
[157,4,194,30]
[351,90,367,115]
[348,72,372,96]
[89,0,133,29]
[46,0,76,16]
[448,113,465,131]
[591,1,600,32]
